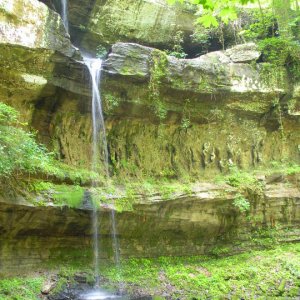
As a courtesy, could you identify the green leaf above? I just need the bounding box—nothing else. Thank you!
[197,14,219,28]
[219,7,238,24]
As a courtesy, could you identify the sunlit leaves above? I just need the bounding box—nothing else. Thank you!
[219,7,238,24]
[197,14,219,27]
[167,0,258,27]
[0,102,53,177]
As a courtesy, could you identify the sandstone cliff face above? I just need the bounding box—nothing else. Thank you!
[0,0,93,163]
[1,0,299,176]
[99,43,300,177]
[0,0,300,276]
[42,0,196,54]
[0,180,299,275]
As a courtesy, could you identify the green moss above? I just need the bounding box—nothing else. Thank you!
[50,184,85,208]
[0,276,45,300]
[100,243,300,299]
[2,243,300,299]
[258,37,300,82]
[149,50,169,121]
[103,94,120,113]
[228,100,269,113]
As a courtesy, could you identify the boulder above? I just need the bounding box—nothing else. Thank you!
[0,0,77,57]
[104,42,285,99]
[225,43,261,63]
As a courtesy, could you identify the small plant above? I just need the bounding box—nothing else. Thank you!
[0,102,54,177]
[210,246,230,257]
[166,30,187,59]
[233,193,250,213]
[180,99,191,130]
[154,100,168,120]
[78,24,86,31]
[96,45,107,59]
[225,167,256,188]
[149,50,169,121]
[104,94,120,112]
[180,117,191,130]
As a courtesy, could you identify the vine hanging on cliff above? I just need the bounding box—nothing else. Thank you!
[148,50,168,121]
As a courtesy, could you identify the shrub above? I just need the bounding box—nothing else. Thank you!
[233,194,250,213]
[0,102,53,177]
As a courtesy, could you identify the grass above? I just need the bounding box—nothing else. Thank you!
[25,181,85,208]
[100,243,300,299]
[1,243,300,299]
[0,277,45,300]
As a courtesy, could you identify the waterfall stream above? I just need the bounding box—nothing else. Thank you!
[61,0,69,33]
[84,57,106,287]
[83,57,122,298]
[58,3,122,297]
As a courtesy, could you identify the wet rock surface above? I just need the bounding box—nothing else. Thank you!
[47,278,152,300]
[0,180,299,275]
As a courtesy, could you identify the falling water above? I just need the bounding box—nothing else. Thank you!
[84,57,107,287]
[61,0,69,34]
[84,57,122,294]
[83,58,109,177]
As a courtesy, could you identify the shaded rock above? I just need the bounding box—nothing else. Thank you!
[265,173,285,184]
[0,182,299,276]
[289,83,300,116]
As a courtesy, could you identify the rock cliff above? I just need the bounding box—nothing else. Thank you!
[0,0,299,278]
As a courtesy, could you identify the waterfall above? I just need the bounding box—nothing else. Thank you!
[83,58,109,177]
[61,0,69,34]
[84,57,107,287]
[84,57,121,291]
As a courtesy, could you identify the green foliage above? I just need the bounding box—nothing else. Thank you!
[165,30,187,58]
[51,184,84,208]
[0,277,44,300]
[101,243,300,299]
[241,9,276,40]
[225,167,257,188]
[28,181,85,208]
[3,244,300,299]
[0,102,53,177]
[96,45,107,59]
[168,0,256,28]
[286,164,300,175]
[259,37,298,65]
[259,37,300,81]
[153,100,168,120]
[233,193,250,213]
[149,50,169,121]
[191,27,211,54]
[210,246,230,257]
[104,94,120,112]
